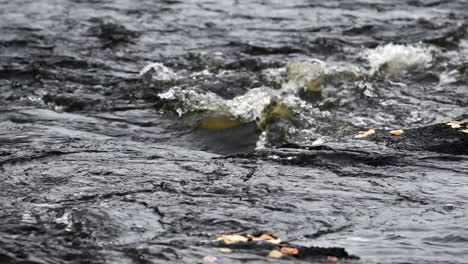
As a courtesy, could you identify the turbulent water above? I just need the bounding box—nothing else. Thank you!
[1,1,468,263]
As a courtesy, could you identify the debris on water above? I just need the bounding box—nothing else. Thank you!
[216,248,233,253]
[354,129,376,138]
[215,234,249,244]
[247,233,282,244]
[446,121,462,128]
[203,255,218,262]
[279,246,300,255]
[390,129,404,135]
[211,232,358,261]
[215,233,282,245]
[268,250,283,258]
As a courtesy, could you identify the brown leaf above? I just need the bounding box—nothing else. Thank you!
[389,129,404,135]
[354,129,376,138]
[279,247,299,255]
[327,256,338,262]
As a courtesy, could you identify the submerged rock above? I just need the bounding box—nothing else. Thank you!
[354,122,468,155]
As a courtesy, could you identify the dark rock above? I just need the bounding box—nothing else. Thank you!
[356,123,468,155]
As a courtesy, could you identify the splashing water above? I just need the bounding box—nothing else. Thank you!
[362,43,433,75]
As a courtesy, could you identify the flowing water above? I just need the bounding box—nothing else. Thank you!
[1,1,468,263]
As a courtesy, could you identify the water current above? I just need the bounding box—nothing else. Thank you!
[1,1,468,263]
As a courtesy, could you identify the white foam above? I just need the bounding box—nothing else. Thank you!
[139,62,177,82]
[157,86,282,123]
[282,60,325,93]
[228,86,279,122]
[362,43,433,75]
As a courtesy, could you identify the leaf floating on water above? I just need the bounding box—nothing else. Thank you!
[268,250,284,259]
[389,129,404,135]
[327,256,339,262]
[217,248,233,253]
[461,129,468,134]
[248,233,282,244]
[279,246,299,255]
[354,129,376,138]
[203,255,218,262]
[259,234,277,241]
[216,234,248,244]
[445,121,462,129]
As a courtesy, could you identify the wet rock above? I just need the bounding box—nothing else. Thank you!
[211,240,358,261]
[355,122,468,155]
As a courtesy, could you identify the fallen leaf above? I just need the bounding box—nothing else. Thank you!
[327,256,338,262]
[203,255,218,262]
[216,234,248,244]
[389,129,404,135]
[268,250,284,259]
[259,234,276,240]
[216,248,232,253]
[279,247,299,255]
[248,234,282,244]
[354,129,376,138]
[461,129,468,134]
[446,121,462,129]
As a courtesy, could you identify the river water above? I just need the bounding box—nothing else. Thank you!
[1,1,468,263]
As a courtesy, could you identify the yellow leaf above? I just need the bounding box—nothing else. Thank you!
[446,121,462,129]
[203,255,218,262]
[389,129,404,135]
[280,247,299,255]
[327,256,338,262]
[216,234,248,244]
[259,234,276,240]
[216,248,232,253]
[354,129,376,138]
[268,250,283,259]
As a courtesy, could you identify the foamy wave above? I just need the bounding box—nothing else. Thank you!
[157,87,225,117]
[157,86,283,126]
[263,60,363,94]
[362,43,433,75]
[228,87,280,122]
[282,60,325,93]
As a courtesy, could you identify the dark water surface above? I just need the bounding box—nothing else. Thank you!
[1,1,468,263]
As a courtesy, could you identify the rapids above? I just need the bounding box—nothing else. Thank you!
[1,1,467,263]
